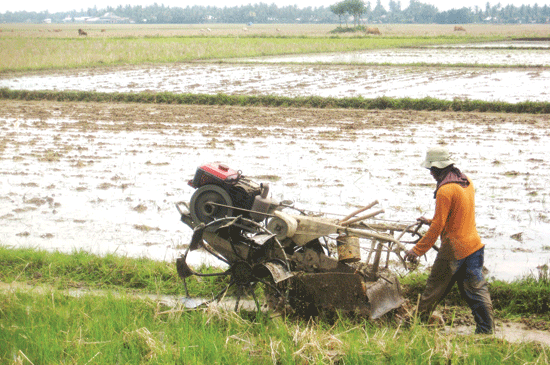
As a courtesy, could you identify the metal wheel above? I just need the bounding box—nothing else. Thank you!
[189,184,233,224]
[177,216,292,312]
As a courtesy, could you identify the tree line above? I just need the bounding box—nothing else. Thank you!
[331,0,550,25]
[1,1,549,25]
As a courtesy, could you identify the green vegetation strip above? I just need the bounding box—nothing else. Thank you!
[403,271,550,317]
[0,247,549,364]
[0,246,225,297]
[0,247,549,316]
[2,88,549,114]
[0,35,496,72]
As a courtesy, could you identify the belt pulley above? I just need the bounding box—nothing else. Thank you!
[189,184,233,224]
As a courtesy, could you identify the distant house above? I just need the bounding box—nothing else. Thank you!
[98,12,131,24]
[42,18,52,24]
[86,17,102,23]
[65,16,91,23]
[65,13,132,24]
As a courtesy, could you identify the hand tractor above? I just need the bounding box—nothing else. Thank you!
[176,163,423,319]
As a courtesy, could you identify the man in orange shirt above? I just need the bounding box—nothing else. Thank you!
[404,146,494,334]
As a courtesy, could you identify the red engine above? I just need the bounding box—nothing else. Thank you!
[188,163,241,188]
[188,163,264,224]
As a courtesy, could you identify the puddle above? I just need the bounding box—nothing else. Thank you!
[0,282,257,311]
[0,105,549,282]
[1,63,549,103]
[238,46,550,66]
[447,323,550,348]
[433,41,550,49]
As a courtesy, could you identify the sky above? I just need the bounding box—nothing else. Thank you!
[0,0,547,14]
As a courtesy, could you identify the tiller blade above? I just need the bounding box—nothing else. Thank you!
[176,256,195,279]
[365,277,405,319]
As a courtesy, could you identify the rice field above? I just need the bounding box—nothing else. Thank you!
[2,23,550,38]
[1,23,549,72]
[1,22,550,364]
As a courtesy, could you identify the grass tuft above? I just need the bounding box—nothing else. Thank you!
[2,88,549,114]
[0,246,226,296]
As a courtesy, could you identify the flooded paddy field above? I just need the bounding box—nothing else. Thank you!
[0,100,549,282]
[238,42,550,66]
[435,41,550,48]
[1,32,549,282]
[2,62,550,103]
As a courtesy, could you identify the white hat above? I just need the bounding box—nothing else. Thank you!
[421,146,455,169]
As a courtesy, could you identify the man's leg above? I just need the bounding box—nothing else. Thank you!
[456,247,494,334]
[417,243,456,320]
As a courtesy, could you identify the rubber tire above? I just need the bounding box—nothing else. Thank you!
[189,184,233,224]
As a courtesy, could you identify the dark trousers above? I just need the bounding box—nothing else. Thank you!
[418,245,494,334]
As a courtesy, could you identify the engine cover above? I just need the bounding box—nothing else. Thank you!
[189,164,262,222]
[189,163,240,188]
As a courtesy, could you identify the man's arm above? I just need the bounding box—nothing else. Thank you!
[408,189,452,257]
[404,216,431,262]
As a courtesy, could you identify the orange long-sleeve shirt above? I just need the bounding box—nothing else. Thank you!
[412,178,484,260]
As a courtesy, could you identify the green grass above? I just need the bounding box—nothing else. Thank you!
[2,88,550,114]
[1,246,549,316]
[0,246,225,297]
[0,246,549,363]
[0,35,500,72]
[1,289,548,364]
[400,271,550,318]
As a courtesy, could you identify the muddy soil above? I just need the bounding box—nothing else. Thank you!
[2,99,550,347]
[1,100,549,281]
[1,99,546,128]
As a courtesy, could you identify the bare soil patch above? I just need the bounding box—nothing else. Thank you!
[0,99,546,129]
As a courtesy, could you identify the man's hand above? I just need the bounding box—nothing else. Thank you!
[404,249,419,263]
[417,216,431,226]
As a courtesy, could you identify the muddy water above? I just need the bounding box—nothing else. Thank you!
[441,41,550,49]
[1,101,549,282]
[238,45,550,66]
[1,63,549,103]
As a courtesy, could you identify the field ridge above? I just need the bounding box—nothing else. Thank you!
[2,88,550,114]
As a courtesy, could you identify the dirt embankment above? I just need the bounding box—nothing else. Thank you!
[1,100,548,132]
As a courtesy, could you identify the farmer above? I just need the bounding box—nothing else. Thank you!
[404,146,494,334]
